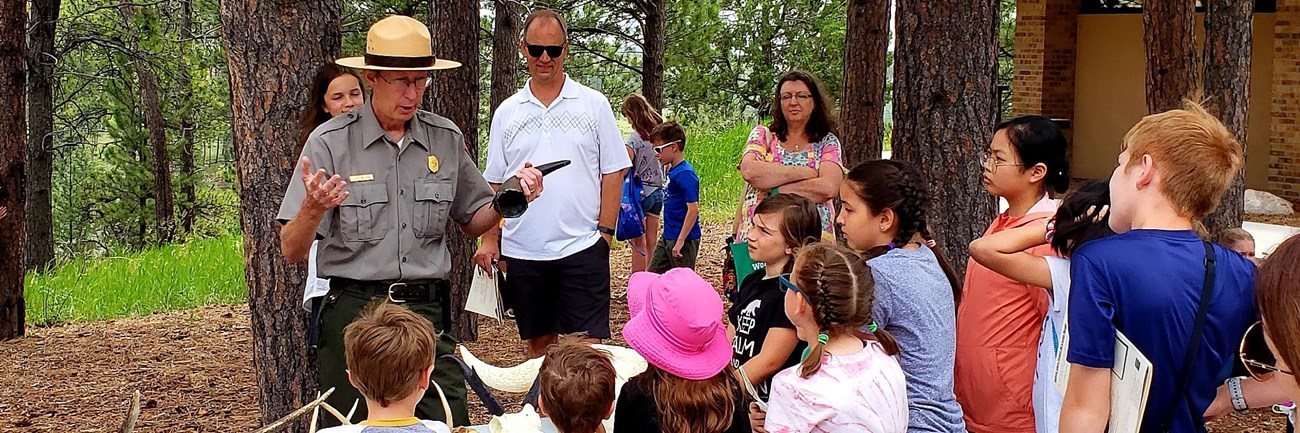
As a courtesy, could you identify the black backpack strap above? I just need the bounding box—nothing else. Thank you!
[1162,241,1217,431]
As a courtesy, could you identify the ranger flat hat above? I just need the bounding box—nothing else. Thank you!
[336,15,461,71]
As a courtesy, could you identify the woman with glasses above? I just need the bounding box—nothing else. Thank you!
[955,115,1070,433]
[1205,234,1300,430]
[735,70,843,244]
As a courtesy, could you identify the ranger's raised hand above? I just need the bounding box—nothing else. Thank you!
[299,156,349,214]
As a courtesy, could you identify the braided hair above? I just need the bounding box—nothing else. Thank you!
[792,244,899,378]
[843,159,963,306]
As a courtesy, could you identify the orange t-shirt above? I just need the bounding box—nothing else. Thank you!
[954,198,1057,433]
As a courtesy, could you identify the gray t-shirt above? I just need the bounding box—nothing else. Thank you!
[868,246,966,433]
[626,131,665,197]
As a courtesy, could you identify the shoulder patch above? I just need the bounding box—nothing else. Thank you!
[417,110,463,135]
[311,111,360,139]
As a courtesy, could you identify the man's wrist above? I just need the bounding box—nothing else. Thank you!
[598,225,616,237]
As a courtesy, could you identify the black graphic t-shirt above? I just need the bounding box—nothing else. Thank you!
[727,271,806,401]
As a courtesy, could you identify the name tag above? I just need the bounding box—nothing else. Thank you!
[348,174,375,182]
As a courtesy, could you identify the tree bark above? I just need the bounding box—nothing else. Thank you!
[1201,0,1252,238]
[427,0,481,342]
[118,2,175,244]
[839,0,890,167]
[1144,0,1199,114]
[218,0,339,428]
[641,0,666,109]
[892,0,999,276]
[24,0,60,272]
[0,0,27,340]
[179,0,198,237]
[490,0,523,115]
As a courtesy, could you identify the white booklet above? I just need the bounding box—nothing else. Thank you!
[465,266,504,324]
[1053,322,1154,433]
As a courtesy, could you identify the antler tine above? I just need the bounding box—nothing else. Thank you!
[318,401,352,425]
[308,391,322,433]
[250,387,335,433]
[345,399,359,422]
[119,390,142,433]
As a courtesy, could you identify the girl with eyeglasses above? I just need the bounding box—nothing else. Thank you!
[955,115,1070,433]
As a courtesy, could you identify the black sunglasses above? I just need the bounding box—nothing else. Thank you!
[526,44,564,58]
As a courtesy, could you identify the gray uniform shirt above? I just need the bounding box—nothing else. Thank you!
[277,102,495,281]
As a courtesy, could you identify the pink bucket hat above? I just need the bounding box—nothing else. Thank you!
[622,268,731,380]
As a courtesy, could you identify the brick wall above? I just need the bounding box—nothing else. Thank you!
[1270,0,1300,200]
[1013,0,1080,129]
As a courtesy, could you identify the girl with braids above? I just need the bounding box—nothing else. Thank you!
[968,180,1113,433]
[621,94,666,273]
[727,193,819,402]
[756,244,907,433]
[955,115,1069,433]
[837,159,966,433]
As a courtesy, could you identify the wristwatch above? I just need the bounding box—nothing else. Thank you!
[598,226,616,237]
[1226,376,1249,413]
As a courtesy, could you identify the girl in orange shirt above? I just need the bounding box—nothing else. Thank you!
[954,116,1069,433]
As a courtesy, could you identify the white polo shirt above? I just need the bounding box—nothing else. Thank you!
[484,75,632,261]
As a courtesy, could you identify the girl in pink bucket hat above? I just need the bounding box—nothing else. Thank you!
[616,268,750,433]
[751,244,909,433]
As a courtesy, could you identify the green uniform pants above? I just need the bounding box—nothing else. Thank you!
[316,285,469,427]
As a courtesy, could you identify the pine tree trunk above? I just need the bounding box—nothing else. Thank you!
[24,0,59,272]
[839,0,890,167]
[641,0,666,109]
[218,0,340,428]
[1144,0,1199,114]
[118,2,175,244]
[427,0,481,342]
[1201,0,1252,238]
[490,0,523,115]
[893,0,999,275]
[179,0,198,237]
[0,0,27,340]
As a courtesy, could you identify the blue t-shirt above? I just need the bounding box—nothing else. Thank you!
[1067,229,1256,433]
[662,160,701,241]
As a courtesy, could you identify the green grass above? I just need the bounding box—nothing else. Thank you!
[685,120,753,223]
[24,234,246,325]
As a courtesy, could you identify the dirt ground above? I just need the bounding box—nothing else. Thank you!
[0,222,1291,432]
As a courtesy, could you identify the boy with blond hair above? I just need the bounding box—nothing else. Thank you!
[320,302,450,433]
[538,337,618,433]
[1059,101,1257,433]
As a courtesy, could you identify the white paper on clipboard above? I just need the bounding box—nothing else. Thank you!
[466,266,504,324]
[1053,322,1153,433]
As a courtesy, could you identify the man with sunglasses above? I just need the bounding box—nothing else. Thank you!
[477,9,632,359]
[277,15,544,426]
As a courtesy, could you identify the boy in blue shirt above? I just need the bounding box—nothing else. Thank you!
[648,121,701,273]
[1058,101,1256,433]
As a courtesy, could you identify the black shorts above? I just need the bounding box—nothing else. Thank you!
[503,238,612,340]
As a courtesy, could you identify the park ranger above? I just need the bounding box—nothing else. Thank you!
[277,15,543,426]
